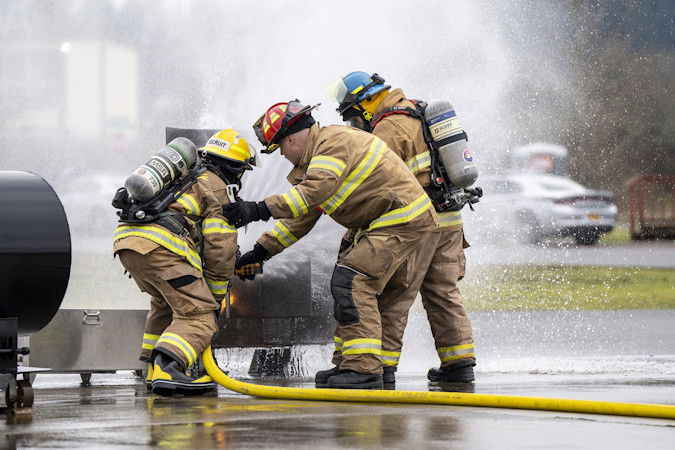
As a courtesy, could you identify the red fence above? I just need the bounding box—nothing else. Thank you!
[626,174,675,240]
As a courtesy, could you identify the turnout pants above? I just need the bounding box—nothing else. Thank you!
[332,228,475,370]
[117,247,219,368]
[330,225,432,375]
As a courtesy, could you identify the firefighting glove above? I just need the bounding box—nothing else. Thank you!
[222,201,272,228]
[235,243,271,280]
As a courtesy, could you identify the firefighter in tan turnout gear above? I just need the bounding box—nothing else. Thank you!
[113,129,257,396]
[325,71,479,383]
[223,100,438,389]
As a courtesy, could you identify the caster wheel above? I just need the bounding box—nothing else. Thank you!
[6,379,34,409]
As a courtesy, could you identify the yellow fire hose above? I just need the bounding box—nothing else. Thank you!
[203,348,675,420]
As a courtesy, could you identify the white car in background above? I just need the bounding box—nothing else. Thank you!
[59,174,126,235]
[468,174,618,245]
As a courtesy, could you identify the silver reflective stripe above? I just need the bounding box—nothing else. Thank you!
[114,225,202,270]
[344,343,381,350]
[321,138,384,214]
[381,354,400,363]
[367,194,431,230]
[308,157,346,177]
[406,151,431,173]
[202,218,236,234]
[437,344,474,361]
[177,193,200,216]
[438,210,463,227]
[157,333,197,366]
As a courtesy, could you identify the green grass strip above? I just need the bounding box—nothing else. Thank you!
[461,265,675,311]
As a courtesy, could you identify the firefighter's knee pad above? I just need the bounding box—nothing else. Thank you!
[330,265,360,325]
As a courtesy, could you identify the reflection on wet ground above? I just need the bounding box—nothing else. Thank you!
[1,371,673,449]
[4,309,673,448]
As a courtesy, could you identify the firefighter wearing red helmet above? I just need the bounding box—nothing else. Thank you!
[325,72,477,384]
[223,100,439,389]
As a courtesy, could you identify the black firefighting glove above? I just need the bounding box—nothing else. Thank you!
[222,201,272,228]
[235,243,271,281]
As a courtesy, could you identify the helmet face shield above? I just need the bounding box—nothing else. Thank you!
[326,72,389,118]
[246,142,261,168]
[257,100,318,153]
[325,77,350,105]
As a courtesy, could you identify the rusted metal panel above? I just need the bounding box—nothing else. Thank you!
[626,174,675,239]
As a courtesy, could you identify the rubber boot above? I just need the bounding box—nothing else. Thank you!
[151,351,216,396]
[327,370,383,389]
[383,366,396,384]
[315,366,341,387]
[145,362,153,390]
[427,364,475,382]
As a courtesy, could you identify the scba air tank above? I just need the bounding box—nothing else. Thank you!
[424,100,478,188]
[125,137,198,202]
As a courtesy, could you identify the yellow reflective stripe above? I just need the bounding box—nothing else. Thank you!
[343,338,381,346]
[367,194,432,230]
[142,333,160,350]
[157,332,197,366]
[320,138,385,214]
[282,187,308,217]
[440,352,475,362]
[308,156,346,177]
[176,193,201,216]
[291,188,308,215]
[437,343,475,362]
[271,222,298,248]
[438,210,463,227]
[205,277,229,295]
[342,348,382,356]
[381,349,400,366]
[114,225,202,271]
[334,336,343,351]
[202,217,236,235]
[342,337,382,355]
[406,151,431,173]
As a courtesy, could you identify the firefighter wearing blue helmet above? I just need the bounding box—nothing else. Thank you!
[321,71,477,385]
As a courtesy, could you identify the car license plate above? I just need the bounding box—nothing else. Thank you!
[588,214,600,221]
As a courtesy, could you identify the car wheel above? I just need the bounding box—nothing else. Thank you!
[516,211,541,245]
[574,230,601,246]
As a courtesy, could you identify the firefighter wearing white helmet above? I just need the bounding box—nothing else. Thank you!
[324,71,478,384]
[113,128,256,396]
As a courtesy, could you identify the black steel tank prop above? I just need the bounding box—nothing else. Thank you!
[0,171,71,411]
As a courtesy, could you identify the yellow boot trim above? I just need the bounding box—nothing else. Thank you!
[152,363,173,382]
[193,375,214,384]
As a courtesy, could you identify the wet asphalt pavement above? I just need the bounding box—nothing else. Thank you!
[4,310,674,449]
[2,372,674,449]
